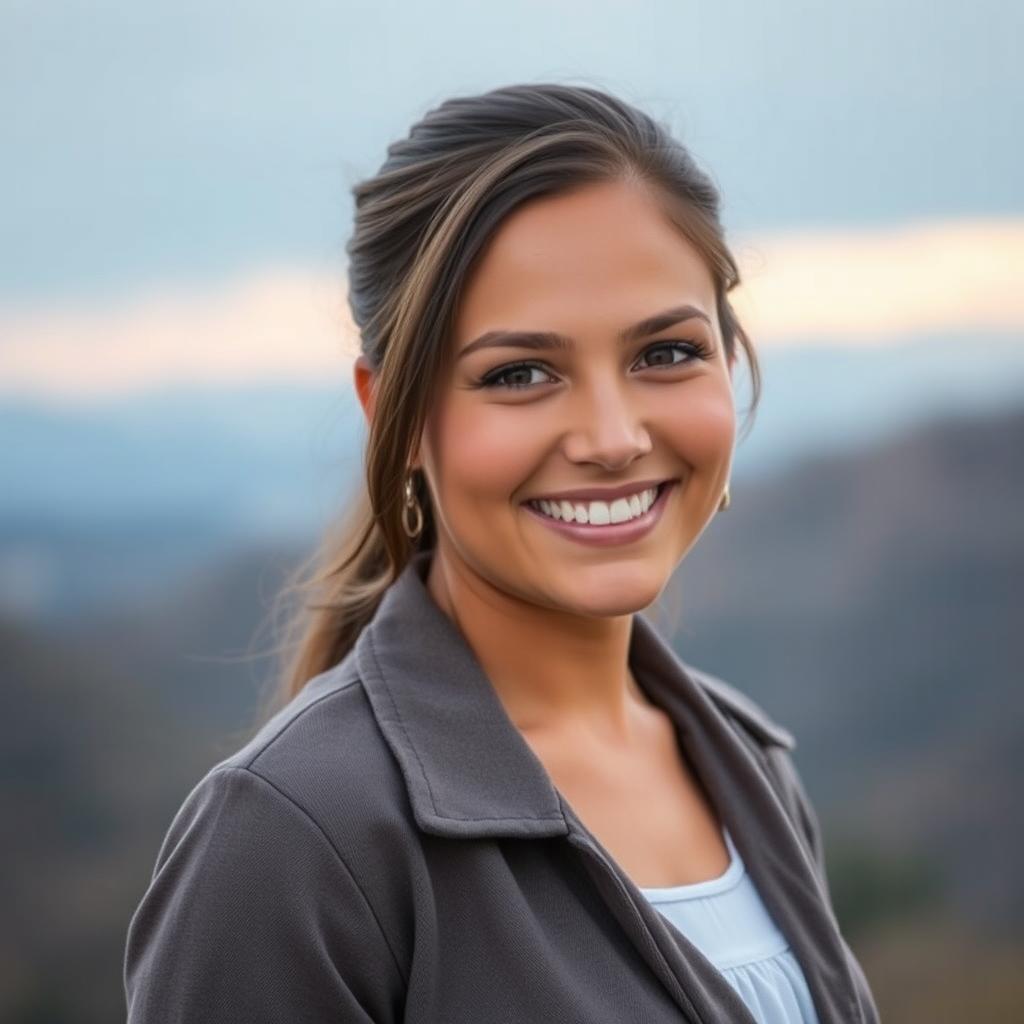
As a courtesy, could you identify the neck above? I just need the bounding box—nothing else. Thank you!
[423,545,654,748]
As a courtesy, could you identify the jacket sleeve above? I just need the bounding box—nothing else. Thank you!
[124,764,404,1023]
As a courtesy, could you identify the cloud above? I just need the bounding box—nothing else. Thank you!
[730,216,1024,346]
[1,216,1021,402]
[0,266,360,403]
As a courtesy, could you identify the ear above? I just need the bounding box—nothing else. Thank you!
[353,354,377,425]
[355,355,426,473]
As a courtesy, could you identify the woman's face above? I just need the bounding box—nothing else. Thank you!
[417,177,737,617]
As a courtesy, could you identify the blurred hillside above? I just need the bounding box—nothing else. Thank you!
[3,332,1023,621]
[1,402,1022,1021]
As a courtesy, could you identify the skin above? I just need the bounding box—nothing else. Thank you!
[355,176,739,885]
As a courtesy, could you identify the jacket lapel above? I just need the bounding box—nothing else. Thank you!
[625,613,864,1023]
[355,549,862,1023]
[355,550,567,840]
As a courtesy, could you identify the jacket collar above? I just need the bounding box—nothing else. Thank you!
[355,549,795,841]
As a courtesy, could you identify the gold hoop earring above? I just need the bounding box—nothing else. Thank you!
[718,482,731,511]
[402,472,424,539]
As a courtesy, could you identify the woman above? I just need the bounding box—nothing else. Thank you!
[125,83,880,1023]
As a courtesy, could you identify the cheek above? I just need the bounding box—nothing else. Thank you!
[648,380,737,466]
[428,395,548,506]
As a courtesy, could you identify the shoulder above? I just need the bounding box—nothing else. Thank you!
[126,656,412,1019]
[156,651,419,931]
[216,652,374,777]
[680,660,797,751]
[221,655,390,775]
[200,651,415,868]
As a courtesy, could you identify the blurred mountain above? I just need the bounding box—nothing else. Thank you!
[1,333,1022,620]
[0,381,365,619]
[0,400,1021,1022]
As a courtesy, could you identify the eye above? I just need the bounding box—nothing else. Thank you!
[478,362,558,390]
[476,339,713,391]
[634,340,714,370]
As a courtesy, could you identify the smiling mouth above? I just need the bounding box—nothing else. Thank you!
[523,480,672,523]
[519,479,678,546]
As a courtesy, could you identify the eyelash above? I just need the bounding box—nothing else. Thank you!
[476,339,714,391]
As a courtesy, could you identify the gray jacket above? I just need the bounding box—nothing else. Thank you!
[124,549,880,1023]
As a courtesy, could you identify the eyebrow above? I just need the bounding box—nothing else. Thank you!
[456,304,713,361]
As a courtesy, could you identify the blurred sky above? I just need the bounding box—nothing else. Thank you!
[0,0,1021,399]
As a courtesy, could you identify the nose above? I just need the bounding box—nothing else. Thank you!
[562,379,653,470]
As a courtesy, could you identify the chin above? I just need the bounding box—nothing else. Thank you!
[546,569,666,618]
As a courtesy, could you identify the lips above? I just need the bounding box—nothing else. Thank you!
[521,478,677,548]
[528,483,663,524]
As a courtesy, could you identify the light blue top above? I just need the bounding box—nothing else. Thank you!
[638,826,822,1023]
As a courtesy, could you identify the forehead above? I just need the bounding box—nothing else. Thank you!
[454,178,716,340]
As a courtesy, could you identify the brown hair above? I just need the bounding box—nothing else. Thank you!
[258,82,762,717]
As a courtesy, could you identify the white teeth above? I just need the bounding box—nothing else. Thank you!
[530,486,660,525]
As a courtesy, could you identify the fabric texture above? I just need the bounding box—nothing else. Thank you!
[639,826,821,1023]
[124,548,880,1023]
